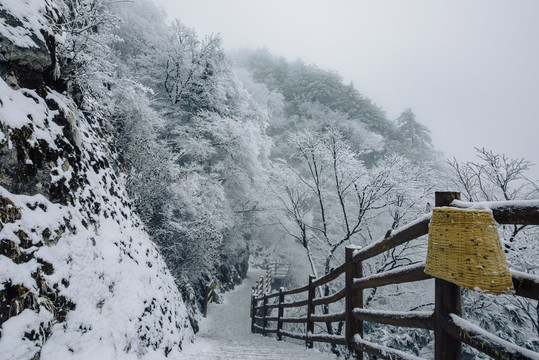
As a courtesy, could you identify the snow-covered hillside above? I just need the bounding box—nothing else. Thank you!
[0,1,195,358]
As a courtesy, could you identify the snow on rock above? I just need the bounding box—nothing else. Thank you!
[0,75,63,145]
[0,59,193,360]
[0,0,60,71]
[0,0,58,48]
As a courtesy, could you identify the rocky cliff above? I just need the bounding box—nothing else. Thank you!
[0,1,195,358]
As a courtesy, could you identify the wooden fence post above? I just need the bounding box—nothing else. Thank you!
[251,292,257,333]
[345,245,363,360]
[266,273,271,293]
[203,281,216,318]
[277,287,284,340]
[203,285,210,318]
[434,192,462,360]
[263,294,268,336]
[306,274,316,348]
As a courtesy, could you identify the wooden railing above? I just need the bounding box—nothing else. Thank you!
[269,262,290,281]
[203,280,217,318]
[250,270,273,333]
[251,263,290,299]
[252,270,272,298]
[250,192,539,359]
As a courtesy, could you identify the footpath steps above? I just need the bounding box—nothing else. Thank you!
[179,269,338,360]
[180,337,330,359]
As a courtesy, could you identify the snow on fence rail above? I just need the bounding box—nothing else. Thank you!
[250,192,539,360]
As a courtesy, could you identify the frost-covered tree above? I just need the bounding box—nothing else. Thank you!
[46,0,275,306]
[448,147,538,202]
[162,22,223,111]
[272,127,434,278]
[447,148,539,354]
[232,48,396,137]
[270,165,317,275]
[269,127,437,355]
[396,108,432,149]
[379,153,436,230]
[384,108,439,165]
[53,0,121,102]
[447,148,538,264]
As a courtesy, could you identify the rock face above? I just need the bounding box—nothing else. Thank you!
[0,1,195,359]
[0,0,60,87]
[0,8,52,72]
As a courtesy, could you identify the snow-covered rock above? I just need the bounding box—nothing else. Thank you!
[0,0,60,72]
[0,2,195,358]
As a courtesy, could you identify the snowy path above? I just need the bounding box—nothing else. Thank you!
[179,269,339,359]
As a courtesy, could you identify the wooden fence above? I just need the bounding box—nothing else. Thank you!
[252,270,272,298]
[203,280,217,318]
[250,192,539,359]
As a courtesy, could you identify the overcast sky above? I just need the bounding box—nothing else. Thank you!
[153,0,539,180]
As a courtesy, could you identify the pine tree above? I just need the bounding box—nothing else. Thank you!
[396,108,432,149]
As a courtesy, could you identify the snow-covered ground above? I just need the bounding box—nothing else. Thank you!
[0,1,195,353]
[0,74,194,359]
[180,268,340,359]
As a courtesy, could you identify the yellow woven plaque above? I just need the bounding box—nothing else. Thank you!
[425,208,514,294]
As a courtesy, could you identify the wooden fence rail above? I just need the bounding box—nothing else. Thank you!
[250,192,539,360]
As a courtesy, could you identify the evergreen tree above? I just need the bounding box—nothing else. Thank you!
[396,108,432,149]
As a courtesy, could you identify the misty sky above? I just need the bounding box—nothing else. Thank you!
[154,0,539,180]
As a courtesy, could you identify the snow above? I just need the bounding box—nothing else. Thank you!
[0,256,39,291]
[353,262,428,287]
[449,314,539,360]
[181,268,340,359]
[0,78,63,150]
[33,201,193,358]
[395,213,432,232]
[50,157,73,183]
[353,213,431,260]
[510,269,539,285]
[353,334,424,360]
[1,180,193,359]
[0,0,59,48]
[0,80,194,358]
[352,308,432,320]
[452,199,539,211]
[0,308,53,360]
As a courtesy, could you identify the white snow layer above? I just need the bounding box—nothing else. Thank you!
[181,269,338,359]
[0,76,194,358]
[0,0,60,48]
[449,314,539,360]
[452,199,539,211]
[0,77,63,148]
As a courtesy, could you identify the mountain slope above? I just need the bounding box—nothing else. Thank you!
[0,1,195,358]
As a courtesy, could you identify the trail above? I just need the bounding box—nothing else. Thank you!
[179,269,339,359]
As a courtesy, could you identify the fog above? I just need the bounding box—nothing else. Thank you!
[154,0,539,180]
